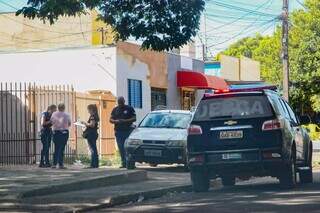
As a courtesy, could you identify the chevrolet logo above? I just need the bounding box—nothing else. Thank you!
[224,120,237,126]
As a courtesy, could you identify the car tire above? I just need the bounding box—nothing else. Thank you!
[300,143,313,184]
[191,168,210,192]
[149,163,158,167]
[279,154,297,189]
[126,160,135,170]
[183,164,190,172]
[222,176,236,187]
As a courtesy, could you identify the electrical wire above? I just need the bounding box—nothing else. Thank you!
[206,0,278,17]
[0,30,92,48]
[0,1,92,34]
[204,0,276,35]
[296,0,307,9]
[207,18,277,48]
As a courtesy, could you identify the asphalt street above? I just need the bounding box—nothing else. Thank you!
[104,169,320,213]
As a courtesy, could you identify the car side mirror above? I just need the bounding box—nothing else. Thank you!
[299,115,311,125]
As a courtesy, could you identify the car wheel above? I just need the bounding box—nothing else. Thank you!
[149,163,158,167]
[300,143,313,184]
[279,154,297,189]
[183,163,189,172]
[222,176,236,187]
[126,160,135,170]
[191,168,210,192]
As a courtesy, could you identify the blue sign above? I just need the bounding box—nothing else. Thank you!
[205,62,221,77]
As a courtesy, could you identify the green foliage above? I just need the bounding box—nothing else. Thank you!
[311,95,320,112]
[76,151,121,167]
[221,0,320,113]
[17,0,205,51]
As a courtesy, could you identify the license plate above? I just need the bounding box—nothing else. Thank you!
[220,130,243,139]
[144,149,162,157]
[222,153,242,160]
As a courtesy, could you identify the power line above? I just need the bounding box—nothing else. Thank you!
[204,0,276,35]
[206,0,278,17]
[0,0,18,11]
[207,20,276,55]
[0,30,92,48]
[207,18,277,48]
[0,1,91,35]
[296,0,307,9]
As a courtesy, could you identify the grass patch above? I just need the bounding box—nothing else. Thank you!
[75,152,121,167]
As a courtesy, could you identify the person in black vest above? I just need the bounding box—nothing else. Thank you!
[39,104,57,168]
[82,104,100,168]
[110,97,136,168]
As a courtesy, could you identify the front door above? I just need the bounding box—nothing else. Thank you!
[181,89,195,110]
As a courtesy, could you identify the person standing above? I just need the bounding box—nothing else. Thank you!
[110,97,136,168]
[51,103,71,169]
[39,104,57,168]
[82,104,100,168]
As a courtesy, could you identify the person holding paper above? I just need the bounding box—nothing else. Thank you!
[82,104,100,168]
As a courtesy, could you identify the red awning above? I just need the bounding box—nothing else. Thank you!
[177,70,228,90]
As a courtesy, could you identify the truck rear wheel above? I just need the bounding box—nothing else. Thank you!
[300,143,313,184]
[191,168,210,192]
[279,155,296,189]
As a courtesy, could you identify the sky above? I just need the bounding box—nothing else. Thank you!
[198,0,304,58]
[1,0,304,57]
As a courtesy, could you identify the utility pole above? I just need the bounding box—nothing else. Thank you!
[97,27,105,45]
[282,0,290,101]
[201,11,208,62]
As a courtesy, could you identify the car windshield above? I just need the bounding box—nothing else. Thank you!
[193,95,273,121]
[140,112,191,129]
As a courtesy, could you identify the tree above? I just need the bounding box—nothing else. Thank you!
[16,0,205,51]
[221,0,320,113]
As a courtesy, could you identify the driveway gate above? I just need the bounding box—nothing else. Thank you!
[0,83,76,165]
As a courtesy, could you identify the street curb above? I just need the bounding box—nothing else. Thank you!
[72,184,193,213]
[20,170,148,198]
[72,179,223,213]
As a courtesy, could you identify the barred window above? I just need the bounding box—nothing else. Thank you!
[128,79,142,109]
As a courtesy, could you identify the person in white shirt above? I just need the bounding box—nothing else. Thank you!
[50,103,71,169]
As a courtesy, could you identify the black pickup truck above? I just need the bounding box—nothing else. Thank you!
[187,89,313,192]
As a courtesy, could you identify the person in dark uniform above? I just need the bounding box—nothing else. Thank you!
[39,104,57,168]
[82,104,100,168]
[110,97,136,168]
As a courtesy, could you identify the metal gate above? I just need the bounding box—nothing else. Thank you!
[0,83,76,165]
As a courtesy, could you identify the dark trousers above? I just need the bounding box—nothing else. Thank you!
[40,130,52,165]
[87,133,99,168]
[52,130,69,166]
[115,130,131,167]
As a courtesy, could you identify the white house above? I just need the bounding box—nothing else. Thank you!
[0,42,227,121]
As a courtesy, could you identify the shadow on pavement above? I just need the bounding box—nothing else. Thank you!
[107,171,320,213]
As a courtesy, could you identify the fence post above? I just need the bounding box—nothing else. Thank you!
[32,83,37,163]
[72,86,78,159]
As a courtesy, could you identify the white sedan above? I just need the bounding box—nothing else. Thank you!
[124,110,193,169]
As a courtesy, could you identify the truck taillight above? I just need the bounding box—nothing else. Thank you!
[188,125,203,135]
[262,119,283,131]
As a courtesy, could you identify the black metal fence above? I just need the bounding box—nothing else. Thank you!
[0,83,77,166]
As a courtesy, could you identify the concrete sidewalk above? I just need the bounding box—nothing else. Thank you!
[0,165,192,213]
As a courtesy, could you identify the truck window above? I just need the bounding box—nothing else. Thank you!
[194,95,273,121]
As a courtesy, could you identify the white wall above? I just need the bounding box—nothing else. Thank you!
[116,53,151,123]
[0,47,117,94]
[240,56,261,81]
